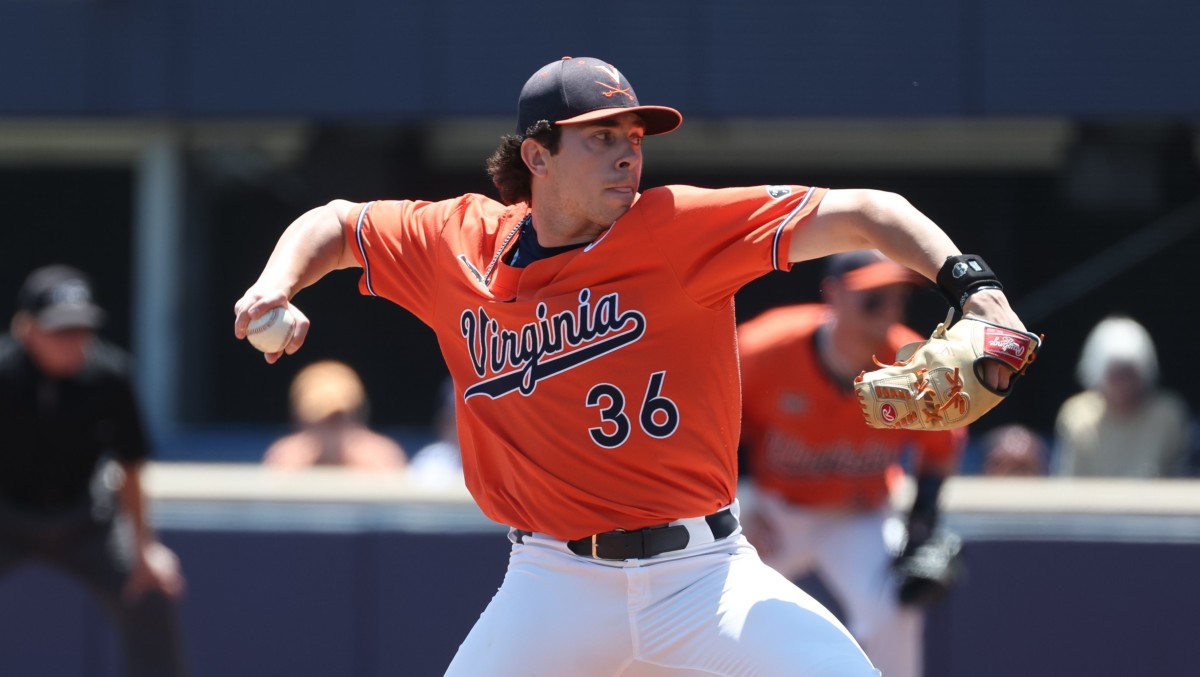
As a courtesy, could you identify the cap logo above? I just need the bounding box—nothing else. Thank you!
[49,280,92,306]
[594,64,634,101]
[595,63,621,84]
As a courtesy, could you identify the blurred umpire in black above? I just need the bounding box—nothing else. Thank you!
[0,265,187,677]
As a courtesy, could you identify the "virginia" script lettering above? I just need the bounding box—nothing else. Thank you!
[460,289,646,399]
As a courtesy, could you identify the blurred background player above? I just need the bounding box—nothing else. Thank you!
[263,359,408,471]
[738,250,966,677]
[1053,314,1190,478]
[980,423,1049,477]
[0,265,187,677]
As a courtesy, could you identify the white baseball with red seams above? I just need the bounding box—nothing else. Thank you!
[246,306,296,353]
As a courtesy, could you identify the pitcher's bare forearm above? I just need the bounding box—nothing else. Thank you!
[254,200,361,297]
[790,189,959,280]
[232,200,360,356]
[793,189,1024,332]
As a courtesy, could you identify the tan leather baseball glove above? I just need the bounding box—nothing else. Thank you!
[854,311,1042,430]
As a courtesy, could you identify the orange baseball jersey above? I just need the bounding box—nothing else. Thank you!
[738,304,965,510]
[345,184,826,540]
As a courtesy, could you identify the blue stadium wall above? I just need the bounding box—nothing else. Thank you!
[3,0,1199,119]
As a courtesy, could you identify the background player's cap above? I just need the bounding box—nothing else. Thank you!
[824,250,926,291]
[16,264,106,330]
[516,56,682,137]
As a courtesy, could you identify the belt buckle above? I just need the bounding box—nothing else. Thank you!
[592,528,627,560]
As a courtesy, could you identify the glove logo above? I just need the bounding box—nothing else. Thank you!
[983,328,1033,371]
[766,185,791,199]
[880,403,898,424]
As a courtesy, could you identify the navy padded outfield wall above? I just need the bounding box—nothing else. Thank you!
[1,0,1198,118]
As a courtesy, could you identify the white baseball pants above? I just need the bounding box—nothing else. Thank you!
[445,501,880,676]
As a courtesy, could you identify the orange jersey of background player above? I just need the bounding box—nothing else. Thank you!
[345,184,826,540]
[738,304,965,510]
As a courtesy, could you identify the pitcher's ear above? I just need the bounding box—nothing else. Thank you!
[521,137,551,177]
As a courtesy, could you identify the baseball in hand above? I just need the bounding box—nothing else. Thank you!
[246,306,297,354]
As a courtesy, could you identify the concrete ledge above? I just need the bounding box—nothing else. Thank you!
[142,463,1200,542]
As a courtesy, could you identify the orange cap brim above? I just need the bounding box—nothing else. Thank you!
[839,261,926,291]
[557,105,683,136]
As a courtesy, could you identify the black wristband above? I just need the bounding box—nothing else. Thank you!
[936,254,1004,312]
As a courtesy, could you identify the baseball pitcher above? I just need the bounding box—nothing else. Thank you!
[234,56,1032,676]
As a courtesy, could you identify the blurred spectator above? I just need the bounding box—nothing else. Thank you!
[1053,315,1190,477]
[0,264,187,676]
[263,360,407,471]
[407,377,464,488]
[980,424,1049,476]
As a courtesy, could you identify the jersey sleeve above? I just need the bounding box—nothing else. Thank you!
[644,185,827,308]
[343,198,457,325]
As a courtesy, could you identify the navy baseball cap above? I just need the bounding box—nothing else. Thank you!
[516,56,683,137]
[17,264,105,330]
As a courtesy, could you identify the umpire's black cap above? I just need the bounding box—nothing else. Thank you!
[17,264,106,330]
[516,56,682,137]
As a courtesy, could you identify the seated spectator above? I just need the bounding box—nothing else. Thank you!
[1053,316,1190,478]
[981,424,1049,476]
[407,378,464,488]
[263,360,407,471]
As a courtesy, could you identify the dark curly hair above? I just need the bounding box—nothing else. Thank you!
[485,121,562,205]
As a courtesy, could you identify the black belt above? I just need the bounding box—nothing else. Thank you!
[524,509,737,561]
